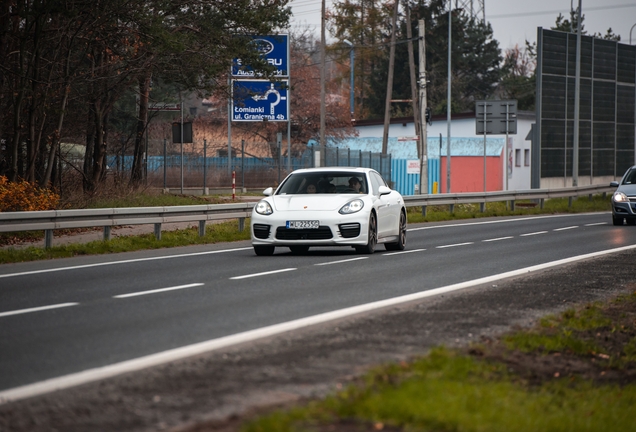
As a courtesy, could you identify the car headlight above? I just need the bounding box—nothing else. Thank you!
[255,200,273,215]
[339,199,364,214]
[613,192,628,203]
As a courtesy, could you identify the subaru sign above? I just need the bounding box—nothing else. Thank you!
[232,35,289,77]
[232,80,289,122]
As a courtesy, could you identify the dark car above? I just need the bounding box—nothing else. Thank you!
[610,165,636,226]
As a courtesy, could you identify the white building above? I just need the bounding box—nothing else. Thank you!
[351,111,536,191]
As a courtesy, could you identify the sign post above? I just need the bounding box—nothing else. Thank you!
[231,34,290,174]
[476,100,517,192]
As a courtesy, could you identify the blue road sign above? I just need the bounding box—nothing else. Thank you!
[232,80,289,122]
[232,35,289,77]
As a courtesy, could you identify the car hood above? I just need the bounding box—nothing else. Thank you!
[270,194,363,212]
[618,184,636,196]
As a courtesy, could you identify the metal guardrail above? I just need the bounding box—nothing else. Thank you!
[403,184,614,213]
[0,185,614,249]
[0,203,255,248]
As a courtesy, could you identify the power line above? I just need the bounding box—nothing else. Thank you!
[488,3,635,20]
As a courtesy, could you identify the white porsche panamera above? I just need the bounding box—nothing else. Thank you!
[250,167,407,256]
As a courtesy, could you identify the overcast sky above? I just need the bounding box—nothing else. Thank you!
[288,0,636,49]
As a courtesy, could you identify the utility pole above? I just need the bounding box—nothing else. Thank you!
[320,0,326,149]
[418,19,428,195]
[405,2,420,154]
[381,0,399,155]
[572,0,582,187]
[446,0,452,193]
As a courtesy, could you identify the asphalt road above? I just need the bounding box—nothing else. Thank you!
[2,212,635,392]
[1,212,636,431]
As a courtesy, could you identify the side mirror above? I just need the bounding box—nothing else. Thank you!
[263,187,273,196]
[378,185,392,196]
[610,181,619,188]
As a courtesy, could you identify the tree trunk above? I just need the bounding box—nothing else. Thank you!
[42,33,75,188]
[131,70,151,186]
[42,86,68,188]
[91,108,107,187]
[83,102,97,192]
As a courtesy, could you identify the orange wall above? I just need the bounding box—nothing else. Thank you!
[437,156,503,193]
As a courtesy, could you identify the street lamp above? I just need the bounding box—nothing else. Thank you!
[630,23,636,44]
[343,39,355,121]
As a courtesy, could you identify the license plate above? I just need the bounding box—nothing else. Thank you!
[286,220,319,229]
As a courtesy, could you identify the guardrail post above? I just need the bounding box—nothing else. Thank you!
[238,217,245,232]
[154,223,162,241]
[479,202,485,212]
[421,206,427,217]
[568,196,573,208]
[510,200,515,211]
[44,229,53,249]
[198,220,206,237]
[103,226,111,241]
[540,198,545,209]
[588,193,593,201]
[449,204,454,213]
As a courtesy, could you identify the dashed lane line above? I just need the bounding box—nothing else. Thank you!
[114,283,205,299]
[482,236,514,242]
[436,242,474,248]
[383,249,426,256]
[229,268,297,280]
[0,302,79,318]
[314,257,368,266]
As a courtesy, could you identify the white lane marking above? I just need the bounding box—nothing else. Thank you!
[3,243,635,404]
[407,212,609,232]
[520,231,548,236]
[482,236,514,242]
[314,257,368,266]
[0,302,78,318]
[230,268,297,280]
[114,283,204,299]
[554,226,578,231]
[0,247,253,280]
[585,222,607,226]
[436,242,474,248]
[383,249,425,256]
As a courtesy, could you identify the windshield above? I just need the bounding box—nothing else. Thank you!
[276,172,367,195]
[622,168,636,185]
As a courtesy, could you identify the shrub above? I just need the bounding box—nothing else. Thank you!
[0,176,60,212]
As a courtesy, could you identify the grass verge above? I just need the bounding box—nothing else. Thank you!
[0,221,250,264]
[407,194,611,224]
[242,291,636,432]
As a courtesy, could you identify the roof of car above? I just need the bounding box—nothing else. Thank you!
[290,167,375,175]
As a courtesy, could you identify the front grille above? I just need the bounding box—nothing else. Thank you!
[339,223,361,238]
[252,224,271,239]
[275,226,333,240]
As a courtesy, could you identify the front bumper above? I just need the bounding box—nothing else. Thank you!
[250,209,370,246]
[612,199,636,218]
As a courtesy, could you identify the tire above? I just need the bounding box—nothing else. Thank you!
[385,211,406,251]
[254,245,275,256]
[289,245,310,254]
[355,213,377,254]
[613,216,624,226]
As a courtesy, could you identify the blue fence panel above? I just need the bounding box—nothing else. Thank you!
[390,159,442,195]
[108,149,392,187]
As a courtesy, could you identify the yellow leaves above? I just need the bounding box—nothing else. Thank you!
[0,176,60,212]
